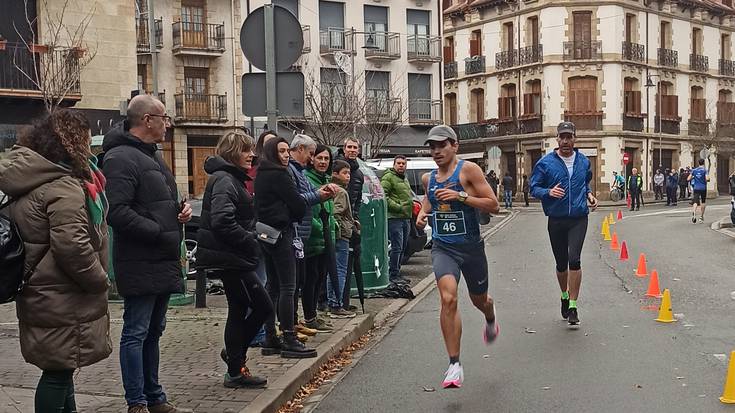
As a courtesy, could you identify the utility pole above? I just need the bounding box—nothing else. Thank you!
[147,0,159,94]
[264,4,278,133]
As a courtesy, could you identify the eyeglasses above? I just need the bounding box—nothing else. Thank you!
[145,114,172,123]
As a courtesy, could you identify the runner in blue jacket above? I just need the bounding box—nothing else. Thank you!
[530,121,598,326]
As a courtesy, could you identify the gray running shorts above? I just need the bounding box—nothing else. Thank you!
[431,239,489,295]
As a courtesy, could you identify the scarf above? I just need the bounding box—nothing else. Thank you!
[84,156,107,226]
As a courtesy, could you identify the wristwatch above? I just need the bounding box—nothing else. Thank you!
[458,191,468,203]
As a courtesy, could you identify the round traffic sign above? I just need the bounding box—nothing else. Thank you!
[240,5,304,72]
[622,153,630,165]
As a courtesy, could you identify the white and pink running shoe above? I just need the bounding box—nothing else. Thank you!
[483,305,499,345]
[442,362,464,389]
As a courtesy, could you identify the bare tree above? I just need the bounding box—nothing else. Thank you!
[282,65,409,156]
[690,100,735,170]
[13,0,98,112]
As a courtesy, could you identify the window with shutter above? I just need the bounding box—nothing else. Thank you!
[470,30,482,56]
[573,12,592,59]
[568,77,597,113]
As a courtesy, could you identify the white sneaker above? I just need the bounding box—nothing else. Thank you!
[442,362,464,389]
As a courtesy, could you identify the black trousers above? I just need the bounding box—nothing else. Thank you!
[523,191,529,206]
[303,253,328,321]
[343,232,362,309]
[666,186,677,205]
[221,271,273,376]
[679,185,687,200]
[547,216,588,272]
[36,369,75,413]
[261,230,297,333]
[629,188,641,209]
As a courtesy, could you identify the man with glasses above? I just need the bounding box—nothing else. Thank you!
[530,121,598,327]
[103,95,192,413]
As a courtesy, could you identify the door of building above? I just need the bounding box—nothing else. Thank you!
[182,1,206,48]
[717,154,731,194]
[189,147,215,197]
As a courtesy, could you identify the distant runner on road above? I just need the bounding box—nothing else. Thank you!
[530,121,598,327]
[415,125,500,389]
[688,158,709,224]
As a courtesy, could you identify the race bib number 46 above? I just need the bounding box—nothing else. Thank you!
[435,211,467,236]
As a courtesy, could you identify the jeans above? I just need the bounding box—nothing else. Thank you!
[666,186,677,205]
[221,271,273,376]
[329,239,350,309]
[249,260,267,345]
[35,369,75,413]
[388,219,410,283]
[654,185,663,200]
[120,294,170,407]
[504,190,513,208]
[261,230,297,333]
[343,233,361,309]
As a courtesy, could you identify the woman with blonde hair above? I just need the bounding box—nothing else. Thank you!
[0,108,112,412]
[196,131,273,388]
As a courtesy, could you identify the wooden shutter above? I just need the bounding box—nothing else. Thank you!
[469,38,479,57]
[691,98,706,120]
[625,14,633,43]
[498,97,506,119]
[443,45,453,61]
[523,93,533,115]
[573,12,592,45]
[530,17,539,47]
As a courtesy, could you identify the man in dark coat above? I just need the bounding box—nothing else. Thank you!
[102,95,192,413]
[335,137,363,311]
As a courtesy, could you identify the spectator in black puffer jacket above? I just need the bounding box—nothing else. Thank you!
[334,137,364,311]
[102,95,192,413]
[197,132,273,389]
[255,137,316,358]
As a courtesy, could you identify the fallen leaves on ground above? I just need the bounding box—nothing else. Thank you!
[278,331,373,413]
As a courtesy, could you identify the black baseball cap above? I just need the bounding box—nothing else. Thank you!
[557,121,576,135]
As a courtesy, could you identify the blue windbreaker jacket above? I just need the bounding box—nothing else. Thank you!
[530,149,592,218]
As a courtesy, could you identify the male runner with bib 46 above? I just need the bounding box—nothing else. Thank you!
[415,125,500,389]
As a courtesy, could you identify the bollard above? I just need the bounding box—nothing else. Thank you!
[195,269,207,308]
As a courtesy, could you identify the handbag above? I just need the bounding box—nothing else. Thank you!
[256,222,282,245]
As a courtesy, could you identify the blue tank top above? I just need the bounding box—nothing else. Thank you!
[427,160,481,244]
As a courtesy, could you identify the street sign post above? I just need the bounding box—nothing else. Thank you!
[242,72,304,117]
[623,153,630,165]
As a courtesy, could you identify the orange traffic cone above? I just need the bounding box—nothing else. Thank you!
[634,253,648,277]
[619,241,629,261]
[645,269,663,298]
[610,232,620,250]
[617,210,623,220]
[626,193,631,208]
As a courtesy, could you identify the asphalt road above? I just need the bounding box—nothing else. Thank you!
[313,200,735,413]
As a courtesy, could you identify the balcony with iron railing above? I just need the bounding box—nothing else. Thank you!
[519,114,543,133]
[301,25,311,53]
[174,93,228,123]
[654,116,681,134]
[690,53,709,72]
[622,41,645,62]
[319,28,355,56]
[364,31,401,60]
[444,61,457,79]
[622,113,646,132]
[366,97,402,123]
[0,42,81,99]
[465,55,485,75]
[407,35,441,63]
[563,41,601,60]
[658,48,678,68]
[717,102,735,137]
[136,17,163,53]
[518,44,543,65]
[688,119,709,136]
[452,122,495,141]
[408,99,442,125]
[496,117,520,135]
[720,59,735,77]
[564,111,603,130]
[172,21,225,55]
[495,49,517,70]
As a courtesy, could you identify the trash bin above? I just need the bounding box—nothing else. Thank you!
[350,159,389,293]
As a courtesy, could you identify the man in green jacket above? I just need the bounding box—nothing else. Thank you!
[381,155,414,285]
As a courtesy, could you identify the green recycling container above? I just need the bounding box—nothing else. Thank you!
[349,159,389,294]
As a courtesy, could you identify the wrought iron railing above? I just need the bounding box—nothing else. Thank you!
[518,44,543,65]
[687,119,709,136]
[519,116,542,133]
[408,99,442,124]
[444,62,457,79]
[407,35,441,62]
[172,21,225,52]
[465,55,485,75]
[690,53,709,72]
[497,118,519,135]
[657,48,678,67]
[174,93,228,122]
[452,122,492,141]
[0,42,81,95]
[364,31,401,59]
[564,112,603,130]
[366,97,401,122]
[136,17,163,53]
[720,59,735,76]
[319,28,355,55]
[495,49,517,70]
[654,116,681,134]
[563,41,601,60]
[622,114,645,132]
[622,41,645,62]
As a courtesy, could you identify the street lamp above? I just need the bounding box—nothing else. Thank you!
[645,74,663,170]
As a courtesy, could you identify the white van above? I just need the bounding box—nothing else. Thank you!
[365,157,437,196]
